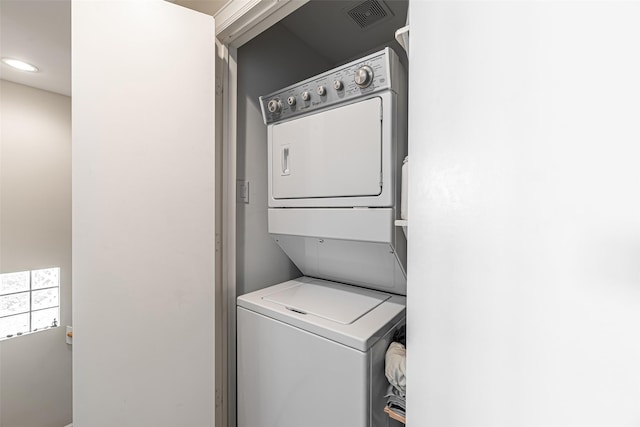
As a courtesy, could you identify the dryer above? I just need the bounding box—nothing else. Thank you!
[261,47,406,210]
[261,47,407,295]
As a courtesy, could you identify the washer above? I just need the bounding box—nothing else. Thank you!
[237,277,405,427]
[238,48,407,427]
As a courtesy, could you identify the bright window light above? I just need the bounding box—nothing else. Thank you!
[1,57,39,72]
[0,268,60,340]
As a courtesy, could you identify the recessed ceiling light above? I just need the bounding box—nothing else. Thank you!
[1,58,39,72]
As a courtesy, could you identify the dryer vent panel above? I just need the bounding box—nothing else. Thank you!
[345,0,394,29]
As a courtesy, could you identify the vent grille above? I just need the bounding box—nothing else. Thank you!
[347,0,389,29]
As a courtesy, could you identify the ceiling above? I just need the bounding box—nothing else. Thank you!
[0,0,71,96]
[0,0,227,98]
[173,0,228,17]
[280,0,408,66]
[0,0,406,98]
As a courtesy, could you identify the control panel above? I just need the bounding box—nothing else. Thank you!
[260,48,399,124]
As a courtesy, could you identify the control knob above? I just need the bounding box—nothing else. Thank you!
[267,98,282,114]
[317,86,326,96]
[354,65,374,88]
[333,80,344,90]
[301,91,311,101]
[287,96,296,106]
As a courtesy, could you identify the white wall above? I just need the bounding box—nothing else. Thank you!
[0,80,72,427]
[235,23,332,295]
[408,2,640,426]
[72,2,215,426]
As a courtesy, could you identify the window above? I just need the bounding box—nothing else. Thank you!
[0,268,60,339]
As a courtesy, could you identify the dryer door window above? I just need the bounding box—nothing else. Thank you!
[271,97,382,200]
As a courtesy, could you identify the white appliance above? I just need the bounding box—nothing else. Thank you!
[263,49,405,209]
[261,47,407,294]
[237,277,406,427]
[238,49,407,427]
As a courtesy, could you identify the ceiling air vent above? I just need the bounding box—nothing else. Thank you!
[346,0,393,29]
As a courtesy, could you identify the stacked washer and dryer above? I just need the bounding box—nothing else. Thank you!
[237,48,407,427]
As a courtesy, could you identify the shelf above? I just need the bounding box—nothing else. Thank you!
[394,219,407,238]
[394,25,409,55]
[384,406,406,424]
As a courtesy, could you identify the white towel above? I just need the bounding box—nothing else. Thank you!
[385,341,406,396]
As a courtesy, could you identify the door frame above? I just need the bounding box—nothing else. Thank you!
[213,2,309,426]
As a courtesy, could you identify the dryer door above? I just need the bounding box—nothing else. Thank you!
[271,97,382,200]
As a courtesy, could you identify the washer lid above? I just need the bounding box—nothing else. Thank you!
[262,280,390,325]
[238,277,406,351]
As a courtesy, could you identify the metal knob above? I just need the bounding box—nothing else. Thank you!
[267,99,282,114]
[301,91,311,101]
[333,80,344,90]
[354,66,374,88]
[287,96,296,106]
[317,86,326,96]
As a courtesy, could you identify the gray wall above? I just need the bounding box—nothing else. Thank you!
[236,24,332,295]
[0,80,72,427]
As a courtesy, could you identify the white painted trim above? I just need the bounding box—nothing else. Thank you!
[214,36,225,427]
[221,45,238,427]
[215,0,309,48]
[215,0,263,38]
